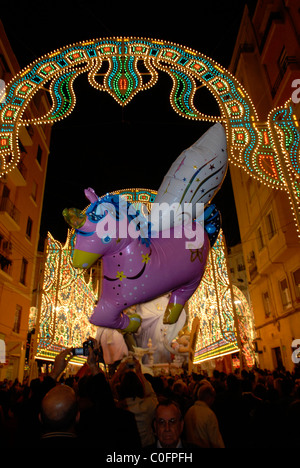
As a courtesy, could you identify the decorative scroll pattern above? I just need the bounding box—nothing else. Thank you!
[1,37,299,229]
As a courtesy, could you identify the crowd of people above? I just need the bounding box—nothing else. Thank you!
[0,343,300,450]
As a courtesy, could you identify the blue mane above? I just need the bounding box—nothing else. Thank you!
[85,194,152,246]
[85,194,220,248]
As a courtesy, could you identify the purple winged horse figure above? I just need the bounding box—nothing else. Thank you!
[63,123,228,333]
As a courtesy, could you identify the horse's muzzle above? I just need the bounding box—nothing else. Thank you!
[72,249,101,269]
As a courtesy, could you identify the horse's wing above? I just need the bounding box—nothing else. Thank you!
[150,123,228,232]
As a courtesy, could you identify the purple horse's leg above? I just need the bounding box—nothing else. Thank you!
[163,277,202,324]
[90,301,142,332]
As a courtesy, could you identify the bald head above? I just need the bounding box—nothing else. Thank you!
[195,380,216,406]
[40,385,79,432]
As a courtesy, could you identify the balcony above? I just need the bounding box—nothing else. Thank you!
[0,197,20,231]
[8,159,27,186]
[18,125,33,147]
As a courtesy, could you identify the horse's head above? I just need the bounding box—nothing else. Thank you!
[62,205,101,268]
[63,190,144,269]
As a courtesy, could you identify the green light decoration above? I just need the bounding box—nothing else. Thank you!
[0,37,299,234]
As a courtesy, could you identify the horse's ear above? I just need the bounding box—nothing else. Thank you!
[84,187,98,203]
[63,208,86,228]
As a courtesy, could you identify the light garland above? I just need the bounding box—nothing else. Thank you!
[0,36,298,235]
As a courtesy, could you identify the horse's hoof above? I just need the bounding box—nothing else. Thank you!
[121,314,142,333]
[163,303,183,324]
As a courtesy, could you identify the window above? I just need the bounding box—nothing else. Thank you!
[31,181,37,202]
[246,177,255,202]
[36,145,42,166]
[0,254,12,274]
[292,268,300,299]
[279,278,291,309]
[278,47,287,70]
[12,305,22,334]
[262,291,272,318]
[247,250,257,281]
[2,239,12,254]
[20,257,28,285]
[2,185,10,199]
[266,211,276,239]
[257,227,264,251]
[272,346,283,370]
[0,232,12,274]
[26,217,33,240]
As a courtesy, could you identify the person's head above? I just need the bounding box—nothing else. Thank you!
[39,384,79,433]
[172,380,188,397]
[153,399,184,448]
[194,380,216,407]
[118,371,144,400]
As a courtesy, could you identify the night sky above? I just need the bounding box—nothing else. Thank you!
[0,1,258,247]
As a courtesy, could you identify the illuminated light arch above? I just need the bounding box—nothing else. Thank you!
[0,36,299,233]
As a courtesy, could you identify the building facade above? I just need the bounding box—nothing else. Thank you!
[229,0,300,372]
[0,22,51,382]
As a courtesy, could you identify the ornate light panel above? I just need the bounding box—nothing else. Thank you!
[0,37,299,232]
[188,230,256,367]
[35,232,97,363]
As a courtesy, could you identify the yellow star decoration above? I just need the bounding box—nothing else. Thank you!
[116,271,127,281]
[142,253,150,264]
